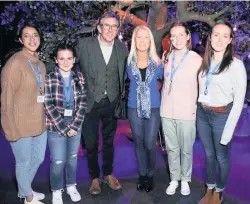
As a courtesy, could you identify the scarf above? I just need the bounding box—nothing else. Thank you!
[131,56,157,119]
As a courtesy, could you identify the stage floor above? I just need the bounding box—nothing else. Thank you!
[0,120,249,204]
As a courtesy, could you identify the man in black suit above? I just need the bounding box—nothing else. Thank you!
[76,12,128,195]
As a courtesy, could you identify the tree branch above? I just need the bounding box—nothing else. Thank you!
[177,1,229,26]
[153,2,168,31]
[111,4,147,26]
[120,5,131,27]
[147,3,157,30]
[147,1,165,30]
[118,1,150,10]
[74,25,97,35]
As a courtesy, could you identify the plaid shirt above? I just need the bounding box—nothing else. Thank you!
[44,68,87,136]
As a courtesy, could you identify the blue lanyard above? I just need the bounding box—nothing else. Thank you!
[204,60,221,95]
[170,49,189,82]
[28,60,42,93]
[60,71,73,105]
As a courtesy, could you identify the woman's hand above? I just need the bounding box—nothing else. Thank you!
[67,129,77,137]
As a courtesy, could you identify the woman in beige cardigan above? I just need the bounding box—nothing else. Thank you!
[1,24,47,204]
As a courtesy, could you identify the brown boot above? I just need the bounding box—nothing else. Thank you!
[198,189,214,204]
[210,191,223,204]
[103,175,122,190]
[89,178,101,195]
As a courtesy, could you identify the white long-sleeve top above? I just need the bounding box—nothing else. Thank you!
[198,57,247,145]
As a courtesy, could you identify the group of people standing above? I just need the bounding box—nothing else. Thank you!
[1,11,246,204]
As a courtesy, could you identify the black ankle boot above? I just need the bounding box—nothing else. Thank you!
[137,176,146,191]
[145,176,154,192]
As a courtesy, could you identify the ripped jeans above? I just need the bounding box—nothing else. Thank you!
[48,128,81,191]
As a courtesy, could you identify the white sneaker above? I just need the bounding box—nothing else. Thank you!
[18,191,45,200]
[166,181,179,195]
[181,181,190,196]
[66,185,81,202]
[24,197,44,204]
[52,190,63,204]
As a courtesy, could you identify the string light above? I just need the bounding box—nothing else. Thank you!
[233,25,237,31]
[118,32,123,41]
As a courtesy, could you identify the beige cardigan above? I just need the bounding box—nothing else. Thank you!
[1,49,46,141]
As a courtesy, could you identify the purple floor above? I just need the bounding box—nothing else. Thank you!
[119,120,250,203]
[193,136,250,203]
[113,120,250,203]
[0,120,249,203]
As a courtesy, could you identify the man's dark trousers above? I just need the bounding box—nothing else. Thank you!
[82,96,118,179]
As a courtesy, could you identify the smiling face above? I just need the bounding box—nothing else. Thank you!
[170,25,190,51]
[135,28,151,52]
[19,26,40,54]
[210,24,232,53]
[97,17,119,45]
[55,49,75,72]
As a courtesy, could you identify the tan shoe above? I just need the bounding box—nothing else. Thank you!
[210,191,223,204]
[198,189,214,204]
[89,178,101,195]
[103,175,122,190]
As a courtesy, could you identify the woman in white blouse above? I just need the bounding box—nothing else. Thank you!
[197,20,247,204]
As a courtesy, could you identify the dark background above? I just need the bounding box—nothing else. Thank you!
[0,2,20,65]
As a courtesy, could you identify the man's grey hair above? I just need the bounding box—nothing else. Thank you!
[98,11,120,26]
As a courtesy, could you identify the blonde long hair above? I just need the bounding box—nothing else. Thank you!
[127,25,160,65]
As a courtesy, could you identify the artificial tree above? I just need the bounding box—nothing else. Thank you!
[0,1,249,63]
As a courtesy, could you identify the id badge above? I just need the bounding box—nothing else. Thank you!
[37,96,45,103]
[64,109,73,117]
[199,94,211,105]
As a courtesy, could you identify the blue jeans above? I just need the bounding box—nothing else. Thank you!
[10,131,47,197]
[128,108,161,177]
[48,130,81,191]
[196,103,232,191]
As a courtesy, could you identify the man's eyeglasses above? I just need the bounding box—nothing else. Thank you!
[100,23,119,31]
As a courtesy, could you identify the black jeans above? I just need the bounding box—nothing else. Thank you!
[82,96,118,179]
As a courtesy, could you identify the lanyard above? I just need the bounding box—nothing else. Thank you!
[170,49,189,82]
[204,60,221,95]
[28,60,42,94]
[60,71,73,105]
